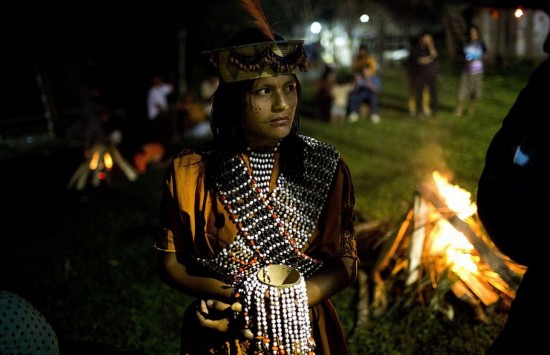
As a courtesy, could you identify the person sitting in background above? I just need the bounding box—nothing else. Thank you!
[353,44,378,75]
[347,63,381,123]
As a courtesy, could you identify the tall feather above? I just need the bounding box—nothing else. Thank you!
[240,0,275,41]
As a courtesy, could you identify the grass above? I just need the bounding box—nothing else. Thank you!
[0,60,538,354]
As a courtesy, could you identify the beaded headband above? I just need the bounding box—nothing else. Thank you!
[201,0,308,83]
[202,39,308,83]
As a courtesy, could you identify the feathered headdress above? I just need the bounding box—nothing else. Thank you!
[240,0,275,40]
[202,0,308,83]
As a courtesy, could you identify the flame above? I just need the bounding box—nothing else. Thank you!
[432,171,477,219]
[429,171,479,276]
[418,171,524,307]
[104,152,113,170]
[89,151,100,170]
[428,219,478,278]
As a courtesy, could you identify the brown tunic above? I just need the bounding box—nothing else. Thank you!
[156,142,357,354]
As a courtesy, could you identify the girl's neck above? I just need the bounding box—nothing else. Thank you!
[246,139,281,151]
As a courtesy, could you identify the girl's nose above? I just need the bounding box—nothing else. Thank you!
[273,93,289,112]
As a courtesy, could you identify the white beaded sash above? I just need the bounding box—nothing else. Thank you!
[192,136,340,287]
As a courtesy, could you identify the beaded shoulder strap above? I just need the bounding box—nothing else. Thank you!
[191,136,340,287]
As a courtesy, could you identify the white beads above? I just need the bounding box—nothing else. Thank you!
[241,266,314,354]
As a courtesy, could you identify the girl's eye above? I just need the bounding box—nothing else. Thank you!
[256,88,271,96]
[284,83,297,93]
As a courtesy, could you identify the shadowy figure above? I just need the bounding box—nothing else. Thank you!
[477,15,550,354]
[409,31,439,118]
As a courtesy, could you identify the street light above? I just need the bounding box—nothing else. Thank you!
[310,22,322,34]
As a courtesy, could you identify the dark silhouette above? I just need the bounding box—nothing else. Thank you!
[477,13,550,354]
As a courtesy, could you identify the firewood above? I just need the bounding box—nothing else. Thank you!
[406,194,429,286]
[451,280,488,322]
[373,208,414,272]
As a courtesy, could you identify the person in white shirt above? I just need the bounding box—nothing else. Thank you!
[146,74,174,145]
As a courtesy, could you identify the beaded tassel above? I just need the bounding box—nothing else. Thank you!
[241,267,315,355]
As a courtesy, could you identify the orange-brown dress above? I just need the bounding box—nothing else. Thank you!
[156,137,357,354]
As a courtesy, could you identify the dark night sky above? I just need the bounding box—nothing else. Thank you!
[5,1,260,126]
[6,2,202,122]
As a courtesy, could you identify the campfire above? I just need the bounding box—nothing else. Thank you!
[67,141,138,191]
[355,171,526,325]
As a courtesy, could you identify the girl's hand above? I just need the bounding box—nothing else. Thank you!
[195,299,253,339]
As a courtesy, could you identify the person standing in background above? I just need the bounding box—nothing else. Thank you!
[409,31,439,118]
[147,74,174,146]
[455,25,488,117]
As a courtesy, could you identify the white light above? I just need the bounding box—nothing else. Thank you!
[360,14,369,23]
[334,37,346,46]
[310,22,322,34]
[514,8,523,18]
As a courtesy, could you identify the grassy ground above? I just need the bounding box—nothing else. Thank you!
[0,60,538,354]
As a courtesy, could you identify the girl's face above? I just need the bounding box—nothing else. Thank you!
[243,75,298,148]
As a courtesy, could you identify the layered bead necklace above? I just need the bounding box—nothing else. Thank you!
[191,136,340,353]
[247,142,279,194]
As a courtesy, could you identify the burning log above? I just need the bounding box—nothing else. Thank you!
[406,171,526,316]
[417,178,522,291]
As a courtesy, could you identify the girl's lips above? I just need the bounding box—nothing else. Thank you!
[270,116,290,124]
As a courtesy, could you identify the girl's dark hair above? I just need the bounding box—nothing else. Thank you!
[203,27,305,188]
